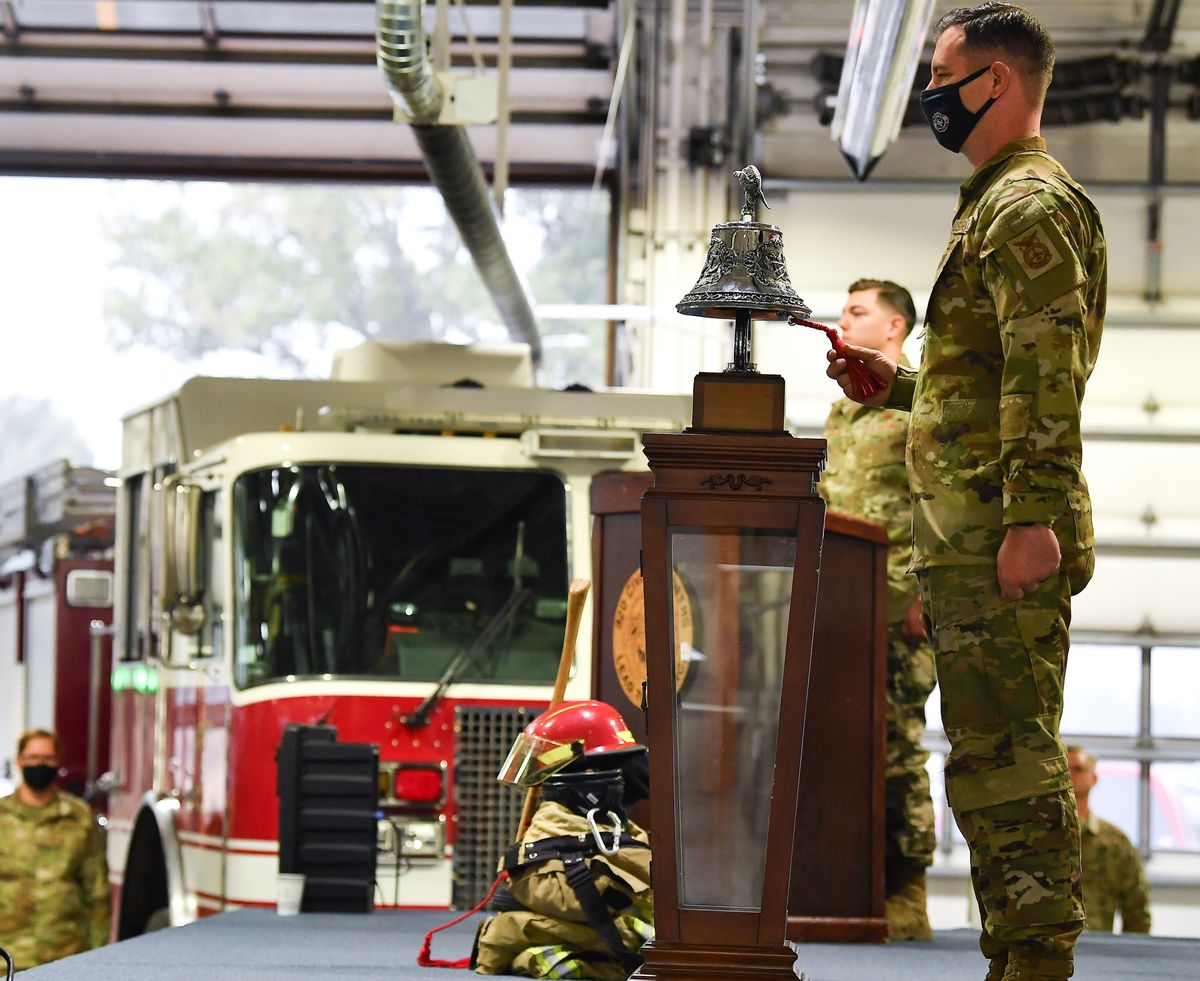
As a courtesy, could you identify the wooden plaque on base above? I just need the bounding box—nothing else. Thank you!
[690,371,787,435]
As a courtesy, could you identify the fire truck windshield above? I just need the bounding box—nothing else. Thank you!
[231,463,570,688]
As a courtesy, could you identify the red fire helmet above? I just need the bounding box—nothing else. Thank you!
[497,700,644,788]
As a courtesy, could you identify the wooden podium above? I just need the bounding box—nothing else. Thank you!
[591,470,888,943]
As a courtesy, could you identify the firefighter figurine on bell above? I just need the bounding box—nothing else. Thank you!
[473,701,653,980]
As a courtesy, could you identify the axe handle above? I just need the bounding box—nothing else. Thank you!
[514,578,591,841]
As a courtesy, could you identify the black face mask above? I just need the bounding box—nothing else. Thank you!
[22,764,58,792]
[919,64,997,153]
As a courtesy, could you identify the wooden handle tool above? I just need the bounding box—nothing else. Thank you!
[514,578,591,841]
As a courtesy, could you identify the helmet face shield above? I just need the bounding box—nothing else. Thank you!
[497,732,582,787]
[497,700,644,788]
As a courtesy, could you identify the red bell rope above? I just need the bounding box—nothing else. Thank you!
[417,870,510,969]
[789,316,889,402]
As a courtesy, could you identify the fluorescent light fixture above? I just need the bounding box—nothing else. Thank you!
[831,0,935,180]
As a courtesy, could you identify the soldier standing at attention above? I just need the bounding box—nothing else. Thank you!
[0,729,110,969]
[826,4,1105,980]
[820,279,936,941]
[1066,746,1151,934]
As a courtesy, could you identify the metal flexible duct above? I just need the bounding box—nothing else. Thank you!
[376,0,541,365]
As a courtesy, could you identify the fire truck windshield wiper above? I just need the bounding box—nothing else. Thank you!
[400,523,529,730]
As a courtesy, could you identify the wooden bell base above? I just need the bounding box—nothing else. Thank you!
[689,371,788,436]
[630,939,807,981]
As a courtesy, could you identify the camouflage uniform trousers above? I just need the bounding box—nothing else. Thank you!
[884,623,937,867]
[919,564,1084,978]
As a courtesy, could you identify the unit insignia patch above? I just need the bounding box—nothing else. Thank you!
[1007,223,1063,279]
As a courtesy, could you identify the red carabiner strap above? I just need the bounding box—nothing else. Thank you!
[790,317,889,402]
[417,870,510,969]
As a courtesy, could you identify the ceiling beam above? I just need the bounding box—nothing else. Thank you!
[0,100,603,125]
[0,148,601,184]
[1,37,606,70]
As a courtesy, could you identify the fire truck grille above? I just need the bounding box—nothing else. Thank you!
[453,705,538,909]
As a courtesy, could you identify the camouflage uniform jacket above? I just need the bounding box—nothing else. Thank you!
[1080,812,1151,933]
[0,791,110,969]
[822,356,919,624]
[886,137,1106,589]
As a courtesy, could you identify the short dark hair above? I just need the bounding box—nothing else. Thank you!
[18,728,60,758]
[933,3,1055,102]
[848,278,916,336]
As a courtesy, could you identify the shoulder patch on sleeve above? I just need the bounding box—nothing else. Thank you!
[1007,215,1063,277]
[980,189,1085,313]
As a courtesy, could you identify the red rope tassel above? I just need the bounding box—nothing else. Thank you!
[790,317,889,402]
[418,870,510,969]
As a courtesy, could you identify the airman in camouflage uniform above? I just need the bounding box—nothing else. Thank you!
[1079,817,1151,934]
[1067,746,1151,934]
[826,7,1105,979]
[820,279,936,941]
[0,729,110,970]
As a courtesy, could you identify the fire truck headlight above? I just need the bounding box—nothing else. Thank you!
[377,816,445,862]
[399,819,445,860]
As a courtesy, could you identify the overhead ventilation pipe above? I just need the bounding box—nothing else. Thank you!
[376,0,541,365]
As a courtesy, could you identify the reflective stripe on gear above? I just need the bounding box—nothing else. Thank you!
[523,946,588,979]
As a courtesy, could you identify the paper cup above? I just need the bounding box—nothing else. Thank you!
[276,873,305,916]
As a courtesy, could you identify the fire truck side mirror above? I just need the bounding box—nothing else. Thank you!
[160,477,206,638]
[169,602,206,637]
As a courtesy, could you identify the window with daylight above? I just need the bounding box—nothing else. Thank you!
[924,643,1200,858]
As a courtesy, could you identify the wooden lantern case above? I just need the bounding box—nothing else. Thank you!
[635,423,826,981]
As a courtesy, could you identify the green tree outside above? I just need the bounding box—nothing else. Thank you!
[0,397,93,484]
[102,183,609,387]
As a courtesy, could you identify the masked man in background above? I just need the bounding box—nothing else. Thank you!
[0,728,110,969]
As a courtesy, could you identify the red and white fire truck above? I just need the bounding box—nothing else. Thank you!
[0,461,117,801]
[105,341,688,936]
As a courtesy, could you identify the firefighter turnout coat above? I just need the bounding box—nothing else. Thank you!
[474,801,653,980]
